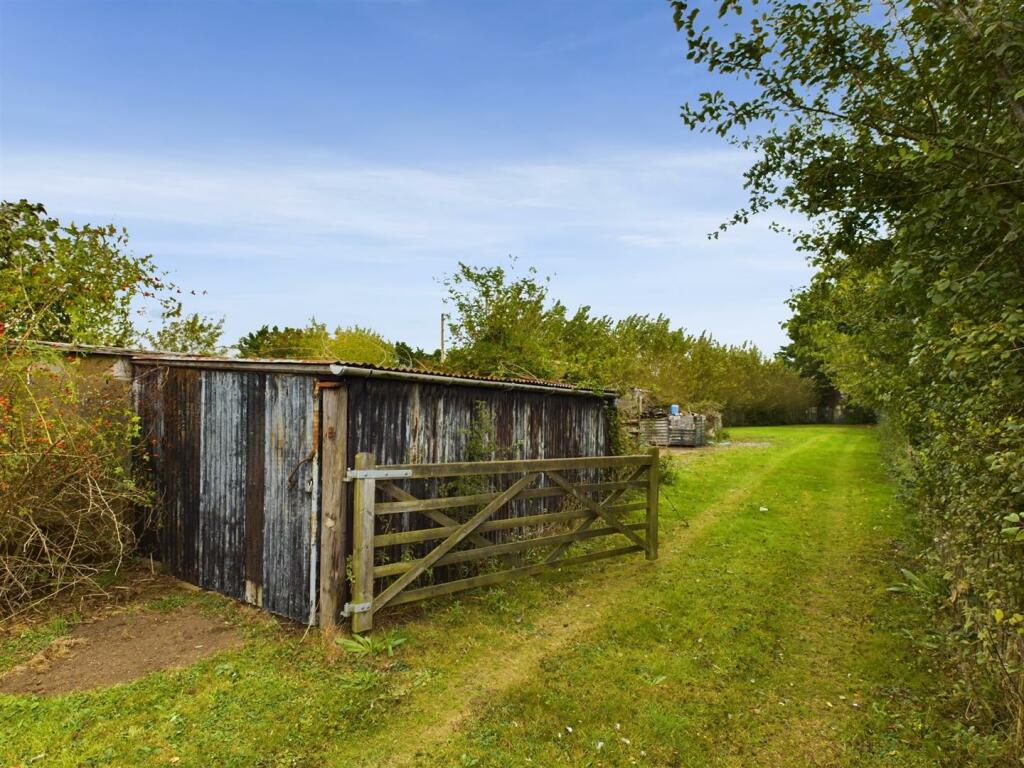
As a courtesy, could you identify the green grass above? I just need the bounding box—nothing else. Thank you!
[0,426,1008,767]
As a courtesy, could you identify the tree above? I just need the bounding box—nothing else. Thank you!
[672,0,1023,741]
[0,199,220,350]
[441,259,814,422]
[393,341,441,369]
[236,319,398,365]
[1,200,163,346]
[142,313,224,355]
[442,259,574,380]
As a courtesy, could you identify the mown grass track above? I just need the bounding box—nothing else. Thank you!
[1,427,1003,767]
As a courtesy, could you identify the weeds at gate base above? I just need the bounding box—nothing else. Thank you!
[336,630,408,659]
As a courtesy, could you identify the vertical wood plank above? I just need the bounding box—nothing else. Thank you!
[351,452,376,633]
[318,386,348,630]
[646,446,659,560]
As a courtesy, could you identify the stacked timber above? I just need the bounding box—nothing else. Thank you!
[639,413,706,447]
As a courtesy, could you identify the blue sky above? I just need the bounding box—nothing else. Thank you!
[0,0,811,353]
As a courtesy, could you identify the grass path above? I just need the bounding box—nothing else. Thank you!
[0,427,998,767]
[330,430,833,768]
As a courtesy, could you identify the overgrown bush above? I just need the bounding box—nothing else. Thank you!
[0,349,149,615]
[0,199,213,616]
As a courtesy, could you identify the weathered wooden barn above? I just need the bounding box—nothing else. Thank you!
[119,353,616,625]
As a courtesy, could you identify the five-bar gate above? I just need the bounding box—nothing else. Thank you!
[345,449,660,632]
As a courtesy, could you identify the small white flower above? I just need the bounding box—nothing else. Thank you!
[596,741,604,751]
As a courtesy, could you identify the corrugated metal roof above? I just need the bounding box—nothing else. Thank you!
[29,340,616,397]
[24,340,160,357]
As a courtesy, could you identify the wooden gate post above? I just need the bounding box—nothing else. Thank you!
[318,386,348,632]
[646,446,660,560]
[351,452,376,633]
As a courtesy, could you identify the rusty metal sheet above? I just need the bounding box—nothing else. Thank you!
[261,374,315,622]
[198,370,247,599]
[134,359,612,626]
[344,378,612,591]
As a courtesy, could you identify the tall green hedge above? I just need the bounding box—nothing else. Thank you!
[673,0,1023,742]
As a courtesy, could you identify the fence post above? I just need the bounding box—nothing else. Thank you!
[351,452,376,633]
[646,446,659,560]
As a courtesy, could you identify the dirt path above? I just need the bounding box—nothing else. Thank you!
[0,607,242,696]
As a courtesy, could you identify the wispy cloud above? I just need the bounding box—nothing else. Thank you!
[0,146,810,350]
[1,147,757,250]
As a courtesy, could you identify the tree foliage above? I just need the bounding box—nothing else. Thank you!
[0,199,221,351]
[443,260,815,424]
[236,319,399,366]
[142,313,224,355]
[673,0,1023,743]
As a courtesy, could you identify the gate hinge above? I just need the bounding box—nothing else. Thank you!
[341,601,372,617]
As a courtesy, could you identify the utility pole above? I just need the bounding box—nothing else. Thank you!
[440,313,447,363]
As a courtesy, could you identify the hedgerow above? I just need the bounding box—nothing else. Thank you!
[673,0,1023,748]
[0,349,148,615]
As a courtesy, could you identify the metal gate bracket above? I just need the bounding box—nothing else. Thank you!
[345,469,414,481]
[341,601,372,617]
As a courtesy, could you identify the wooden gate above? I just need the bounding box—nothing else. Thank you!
[345,450,660,631]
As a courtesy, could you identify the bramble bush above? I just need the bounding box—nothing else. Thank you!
[0,349,149,615]
[0,200,215,615]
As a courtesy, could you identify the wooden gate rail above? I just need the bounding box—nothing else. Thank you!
[346,448,659,632]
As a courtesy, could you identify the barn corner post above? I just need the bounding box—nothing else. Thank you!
[351,452,376,633]
[646,446,660,560]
